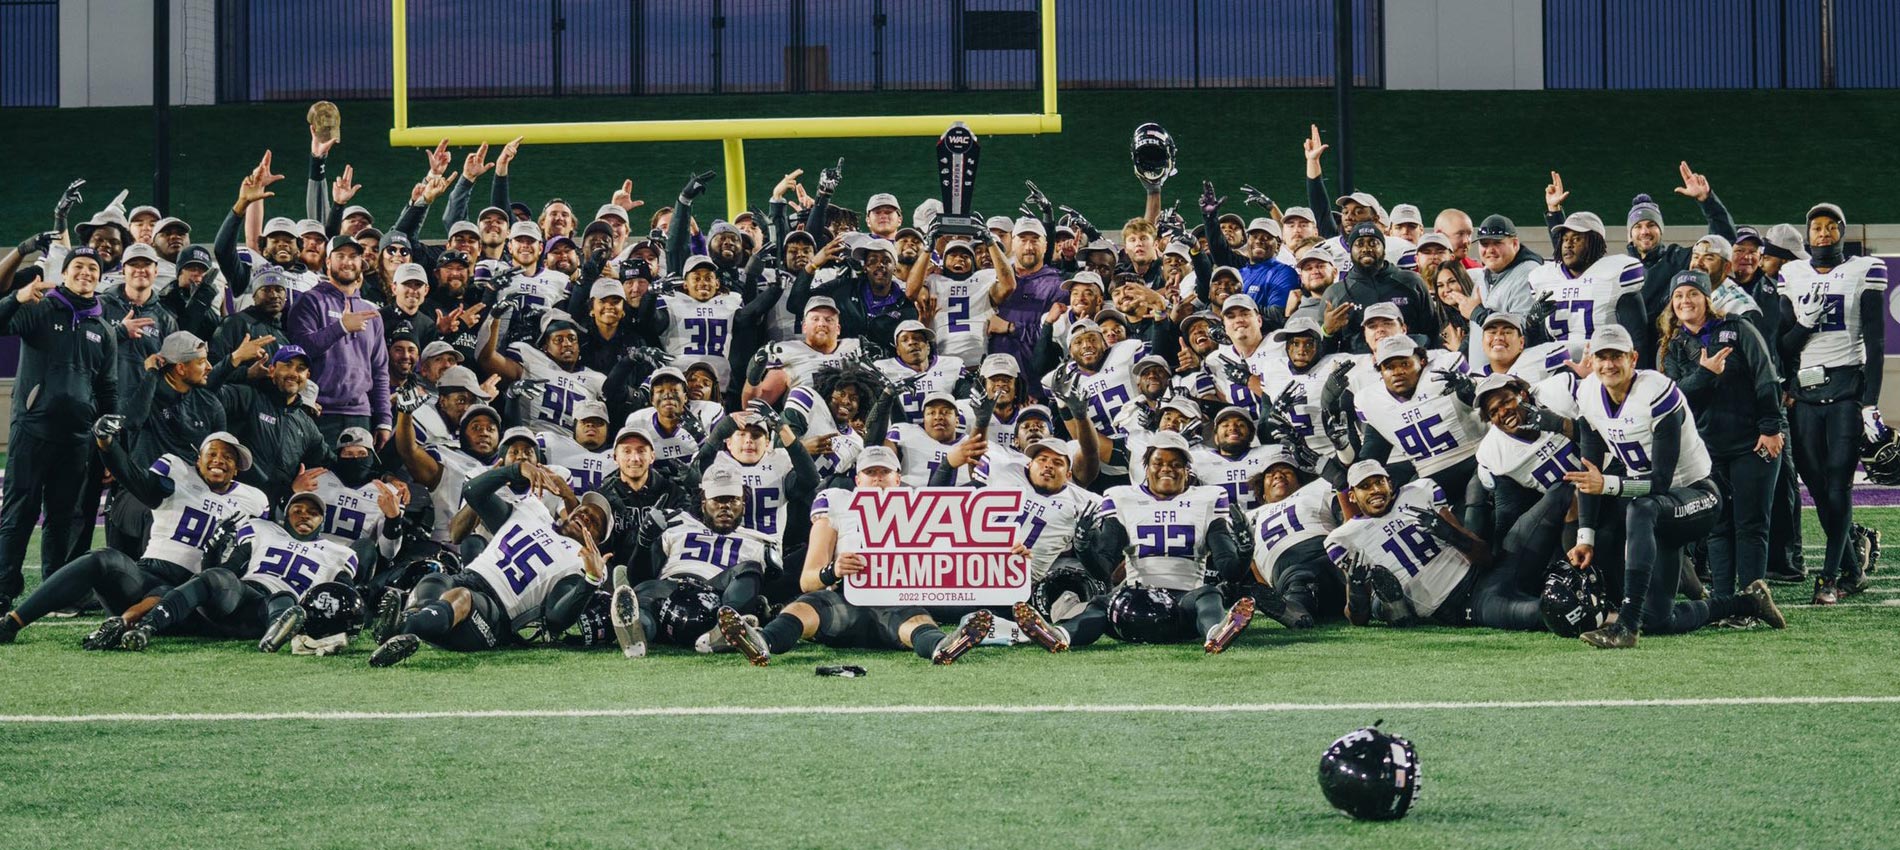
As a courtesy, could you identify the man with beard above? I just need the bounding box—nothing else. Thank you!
[635,255,744,392]
[366,462,610,666]
[407,364,491,449]
[287,234,390,444]
[1352,337,1487,518]
[422,251,486,362]
[779,357,876,483]
[1257,318,1354,463]
[1543,163,1735,329]
[992,217,1068,378]
[212,267,291,364]
[1245,446,1341,628]
[798,236,916,350]
[297,427,409,566]
[615,367,708,475]
[1174,313,1219,377]
[0,430,269,645]
[1112,355,1180,436]
[906,234,1013,366]
[1192,407,1282,511]
[980,439,1103,652]
[1013,431,1253,653]
[874,321,966,423]
[606,467,779,660]
[1472,374,1582,588]
[215,153,320,303]
[392,401,503,548]
[892,226,927,283]
[1200,184,1297,309]
[975,353,1035,450]
[478,310,607,436]
[1528,211,1647,362]
[535,401,616,494]
[1437,215,1544,364]
[1322,222,1437,353]
[885,392,978,488]
[491,221,570,314]
[740,446,994,665]
[0,248,121,611]
[159,245,220,342]
[214,345,334,504]
[747,298,862,405]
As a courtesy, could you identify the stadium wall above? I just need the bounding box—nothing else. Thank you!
[56,0,215,108]
[1383,0,1543,90]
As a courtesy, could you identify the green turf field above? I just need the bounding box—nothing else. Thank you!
[1,508,1897,849]
[5,89,1900,246]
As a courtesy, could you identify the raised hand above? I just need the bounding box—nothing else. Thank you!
[92,414,126,447]
[425,139,452,176]
[494,136,523,177]
[229,333,275,365]
[1218,354,1252,388]
[818,158,844,195]
[339,309,381,334]
[613,178,644,210]
[14,278,52,306]
[506,377,547,402]
[1199,181,1225,218]
[331,164,361,205]
[419,171,456,204]
[1240,183,1273,210]
[236,151,284,209]
[679,170,717,202]
[310,123,339,158]
[1021,180,1053,221]
[1544,170,1569,212]
[1673,160,1711,203]
[1058,204,1093,237]
[374,480,404,519]
[1302,124,1328,178]
[120,310,156,341]
[772,169,804,201]
[54,178,85,230]
[1698,345,1732,375]
[461,142,493,181]
[1432,367,1475,406]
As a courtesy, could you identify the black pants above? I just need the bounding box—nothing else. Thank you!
[764,589,885,652]
[146,571,294,639]
[394,572,508,651]
[1498,482,1575,595]
[0,431,91,599]
[104,486,153,560]
[1266,539,1344,624]
[1060,585,1228,648]
[1462,566,1546,631]
[10,551,191,626]
[57,450,110,567]
[1791,400,1859,581]
[1708,450,1779,599]
[1768,442,1803,575]
[632,564,765,647]
[316,413,372,447]
[1598,479,1742,635]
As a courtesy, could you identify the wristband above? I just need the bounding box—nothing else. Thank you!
[1576,528,1596,547]
[1601,475,1621,497]
[819,565,840,587]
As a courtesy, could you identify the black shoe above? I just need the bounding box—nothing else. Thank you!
[1252,585,1313,629]
[1811,577,1839,606]
[119,622,154,652]
[258,605,308,653]
[1865,527,1882,574]
[1744,580,1786,629]
[369,593,403,647]
[81,616,127,651]
[1764,567,1807,585]
[369,634,420,667]
[1581,622,1637,649]
[0,595,12,620]
[0,613,19,645]
[1839,571,1872,596]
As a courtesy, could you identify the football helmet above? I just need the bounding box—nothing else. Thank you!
[302,582,364,639]
[1130,123,1178,188]
[1106,585,1179,643]
[1861,424,1900,485]
[1540,561,1609,638]
[1318,724,1420,820]
[655,579,721,647]
[1029,563,1108,621]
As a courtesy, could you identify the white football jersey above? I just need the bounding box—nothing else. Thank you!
[927,270,999,365]
[876,354,967,422]
[491,265,571,312]
[1324,479,1469,617]
[1249,479,1340,581]
[706,448,796,539]
[1041,338,1147,438]
[410,402,458,448]
[142,455,270,573]
[623,408,702,465]
[1528,254,1644,353]
[1476,374,1583,493]
[658,291,743,389]
[507,342,607,435]
[1575,369,1712,491]
[987,461,1102,580]
[308,471,391,547]
[536,431,614,493]
[464,497,587,624]
[1783,256,1887,370]
[1354,372,1485,476]
[1259,352,1354,458]
[656,514,780,583]
[1190,443,1281,511]
[760,268,802,342]
[1347,348,1466,394]
[1200,342,1274,415]
[424,447,490,544]
[1097,483,1229,591]
[769,338,863,389]
[1479,340,1572,385]
[234,520,360,598]
[887,423,966,488]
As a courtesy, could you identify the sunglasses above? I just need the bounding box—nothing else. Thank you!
[384,245,410,255]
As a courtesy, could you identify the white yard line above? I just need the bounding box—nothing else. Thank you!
[5,695,1900,724]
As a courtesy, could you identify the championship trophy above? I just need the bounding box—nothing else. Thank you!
[935,122,983,236]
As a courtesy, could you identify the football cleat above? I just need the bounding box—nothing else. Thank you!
[119,622,154,652]
[1865,526,1882,574]
[81,616,127,651]
[1012,602,1070,653]
[716,606,770,667]
[369,593,402,646]
[1366,564,1407,606]
[1252,584,1311,629]
[369,634,420,667]
[1580,622,1637,649]
[1204,597,1255,654]
[0,613,20,645]
[1810,577,1839,606]
[1764,565,1807,585]
[609,573,646,659]
[1743,580,1786,630]
[258,605,308,653]
[931,609,991,665]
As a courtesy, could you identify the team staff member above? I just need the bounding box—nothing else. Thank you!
[1659,271,1784,608]
[213,344,334,505]
[0,248,119,614]
[1323,222,1437,353]
[286,234,391,444]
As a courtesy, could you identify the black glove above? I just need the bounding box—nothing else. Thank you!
[1228,501,1254,559]
[1059,205,1097,241]
[17,230,56,256]
[1139,401,1161,432]
[679,411,709,444]
[392,383,434,414]
[746,398,784,438]
[1433,368,1476,407]
[92,414,125,446]
[53,178,85,231]
[1198,181,1225,218]
[1400,505,1461,547]
[650,275,681,296]
[636,507,671,546]
[1021,180,1053,222]
[1071,507,1098,556]
[1240,184,1273,210]
[1517,397,1569,434]
[818,158,844,196]
[1286,432,1321,474]
[679,170,717,203]
[1324,408,1356,452]
[1527,293,1560,338]
[629,345,674,371]
[972,394,997,434]
[1319,360,1355,417]
[1257,396,1298,444]
[1218,355,1252,388]
[1156,202,1185,235]
[745,343,776,386]
[506,377,546,402]
[582,248,610,280]
[203,512,246,569]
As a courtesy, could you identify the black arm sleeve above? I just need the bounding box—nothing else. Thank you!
[1576,421,1605,531]
[1701,193,1737,241]
[665,198,694,273]
[490,175,512,222]
[1616,292,1651,367]
[104,438,174,508]
[783,439,820,501]
[1206,518,1241,581]
[462,465,527,533]
[539,574,596,634]
[212,212,253,296]
[1201,211,1246,268]
[1306,176,1337,239]
[1736,321,1786,435]
[1084,516,1129,582]
[1862,289,1885,405]
[443,176,473,232]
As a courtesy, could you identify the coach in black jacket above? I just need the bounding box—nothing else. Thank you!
[0,248,119,612]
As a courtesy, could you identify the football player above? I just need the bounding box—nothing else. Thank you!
[119,490,361,652]
[974,353,1034,450]
[1473,312,1573,384]
[1325,460,1541,630]
[1527,211,1646,361]
[1353,337,1486,516]
[367,462,611,666]
[887,391,977,487]
[875,320,966,423]
[746,297,862,404]
[1472,374,1582,588]
[391,402,503,548]
[1256,317,1353,462]
[696,403,819,546]
[534,399,615,493]
[607,468,780,659]
[1244,446,1341,627]
[1565,326,1785,647]
[2,428,269,646]
[301,427,408,561]
[620,367,710,474]
[1191,407,1281,510]
[476,310,608,435]
[746,446,994,664]
[905,234,1013,366]
[635,255,744,391]
[1016,431,1254,654]
[1778,202,1886,604]
[1202,293,1276,413]
[781,359,876,483]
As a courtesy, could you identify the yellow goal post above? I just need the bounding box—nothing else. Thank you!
[387,0,1063,220]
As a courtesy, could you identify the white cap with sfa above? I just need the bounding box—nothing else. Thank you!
[1346,459,1388,487]
[857,445,900,471]
[702,467,745,500]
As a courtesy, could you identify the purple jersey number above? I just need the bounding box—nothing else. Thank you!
[1134,524,1197,558]
[493,524,555,593]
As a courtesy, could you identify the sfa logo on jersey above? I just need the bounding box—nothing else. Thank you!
[842,488,1030,606]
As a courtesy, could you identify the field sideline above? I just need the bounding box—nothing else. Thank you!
[1,509,1897,849]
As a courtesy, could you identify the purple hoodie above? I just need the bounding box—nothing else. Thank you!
[285,278,391,428]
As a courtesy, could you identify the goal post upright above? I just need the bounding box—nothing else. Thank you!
[389,0,1061,220]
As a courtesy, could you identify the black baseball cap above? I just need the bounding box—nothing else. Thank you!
[1475,214,1517,241]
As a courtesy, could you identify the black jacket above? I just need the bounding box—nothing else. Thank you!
[0,286,119,442]
[1322,261,1437,354]
[97,288,179,405]
[1662,317,1784,458]
[158,277,221,343]
[210,307,287,365]
[121,368,229,471]
[209,361,333,503]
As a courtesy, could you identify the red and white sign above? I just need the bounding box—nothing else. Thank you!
[841,487,1032,606]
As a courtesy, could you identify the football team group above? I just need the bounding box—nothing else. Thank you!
[0,112,1887,667]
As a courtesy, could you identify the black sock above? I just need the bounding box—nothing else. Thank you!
[760,612,803,654]
[400,601,455,641]
[1192,592,1229,636]
[911,625,946,659]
